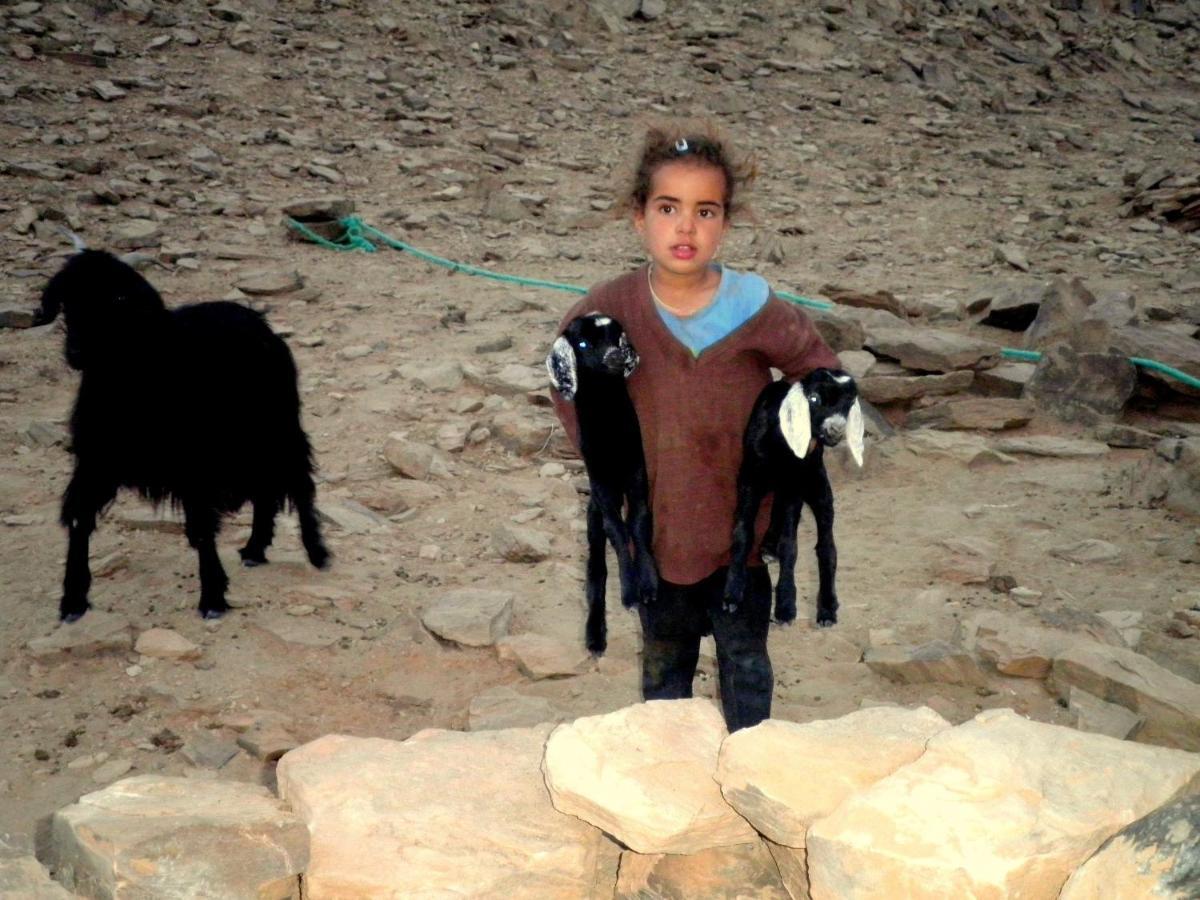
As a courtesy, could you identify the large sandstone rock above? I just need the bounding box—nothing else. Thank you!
[807,709,1200,899]
[863,640,986,688]
[278,728,617,898]
[44,775,308,899]
[1049,641,1200,751]
[715,707,950,847]
[543,699,757,854]
[1060,794,1200,899]
[614,841,789,899]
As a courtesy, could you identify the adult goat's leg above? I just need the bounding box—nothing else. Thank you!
[722,467,768,613]
[627,465,658,605]
[183,500,230,619]
[805,469,838,627]
[290,470,329,570]
[584,496,608,655]
[59,468,116,622]
[238,494,278,567]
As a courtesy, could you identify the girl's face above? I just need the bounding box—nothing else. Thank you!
[633,160,730,283]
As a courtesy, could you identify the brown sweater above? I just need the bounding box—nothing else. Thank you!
[553,266,840,586]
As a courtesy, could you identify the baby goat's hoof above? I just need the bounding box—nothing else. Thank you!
[815,614,838,628]
[60,607,89,624]
[239,553,268,568]
[199,604,230,620]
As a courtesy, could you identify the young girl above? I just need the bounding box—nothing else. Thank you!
[551,122,840,731]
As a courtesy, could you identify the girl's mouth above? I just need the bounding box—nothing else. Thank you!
[670,244,697,260]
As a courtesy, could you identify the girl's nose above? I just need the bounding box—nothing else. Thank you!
[676,214,696,234]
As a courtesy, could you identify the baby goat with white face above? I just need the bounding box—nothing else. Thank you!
[547,313,657,655]
[724,369,864,627]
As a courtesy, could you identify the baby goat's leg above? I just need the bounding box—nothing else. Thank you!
[591,481,638,609]
[768,491,803,624]
[723,468,769,613]
[584,496,608,654]
[805,469,839,627]
[626,465,658,605]
[239,494,278,567]
[183,500,230,619]
[59,468,117,622]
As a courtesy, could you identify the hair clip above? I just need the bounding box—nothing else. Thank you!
[674,138,689,154]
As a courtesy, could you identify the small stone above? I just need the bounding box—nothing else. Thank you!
[383,434,435,480]
[236,269,303,296]
[91,80,126,101]
[497,633,590,679]
[111,219,161,249]
[421,588,514,647]
[492,524,552,562]
[92,758,133,783]
[135,628,201,660]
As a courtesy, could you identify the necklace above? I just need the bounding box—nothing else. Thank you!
[648,266,717,317]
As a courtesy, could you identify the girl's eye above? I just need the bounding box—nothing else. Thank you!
[658,204,674,214]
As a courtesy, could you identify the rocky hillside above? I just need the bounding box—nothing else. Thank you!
[1,0,1199,893]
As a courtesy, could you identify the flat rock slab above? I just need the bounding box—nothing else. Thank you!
[497,632,590,679]
[1048,641,1200,751]
[543,699,757,854]
[863,640,987,687]
[27,611,134,660]
[420,587,513,647]
[45,775,307,899]
[908,397,1034,430]
[135,627,201,660]
[468,685,564,731]
[716,707,950,847]
[859,370,973,404]
[1050,538,1122,564]
[236,269,304,295]
[866,326,1002,372]
[277,728,616,898]
[992,435,1111,458]
[807,709,1200,899]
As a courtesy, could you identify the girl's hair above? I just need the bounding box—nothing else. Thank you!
[619,120,757,219]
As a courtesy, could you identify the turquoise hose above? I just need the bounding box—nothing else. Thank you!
[286,216,1200,391]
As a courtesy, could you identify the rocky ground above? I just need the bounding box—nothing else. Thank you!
[2,0,1200,874]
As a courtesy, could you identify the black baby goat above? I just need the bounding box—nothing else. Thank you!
[37,249,330,622]
[723,369,864,627]
[547,313,657,655]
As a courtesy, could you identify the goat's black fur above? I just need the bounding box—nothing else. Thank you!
[724,369,861,627]
[39,250,329,622]
[548,313,657,655]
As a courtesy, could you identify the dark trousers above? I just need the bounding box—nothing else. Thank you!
[638,566,773,732]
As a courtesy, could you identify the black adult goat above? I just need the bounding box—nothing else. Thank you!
[723,369,863,627]
[37,249,330,622]
[547,313,657,655]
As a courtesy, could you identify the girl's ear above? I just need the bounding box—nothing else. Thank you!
[632,206,646,236]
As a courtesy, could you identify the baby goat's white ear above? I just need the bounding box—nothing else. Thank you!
[779,383,811,459]
[846,399,865,467]
[546,336,577,401]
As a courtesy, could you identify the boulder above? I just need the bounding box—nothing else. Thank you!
[1024,344,1137,424]
[1060,794,1200,899]
[810,309,866,353]
[44,775,307,899]
[807,709,1200,898]
[858,370,973,404]
[543,699,757,854]
[977,282,1046,331]
[1069,687,1144,740]
[715,707,950,847]
[1025,277,1096,349]
[974,361,1036,397]
[278,728,617,898]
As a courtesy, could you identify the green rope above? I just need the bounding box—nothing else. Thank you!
[286,215,1200,391]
